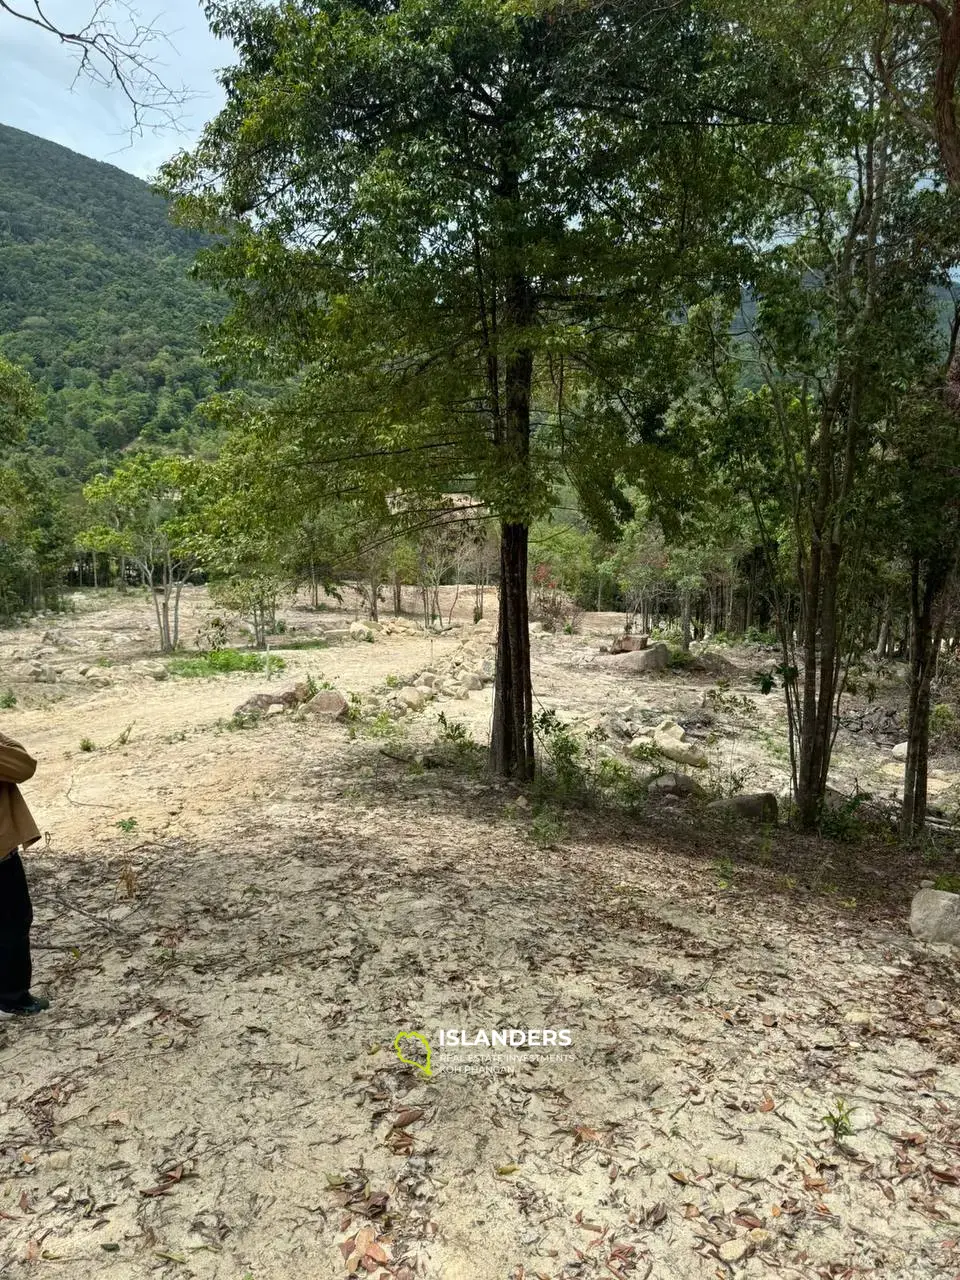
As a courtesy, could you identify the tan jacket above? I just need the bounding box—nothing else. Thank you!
[0,734,40,856]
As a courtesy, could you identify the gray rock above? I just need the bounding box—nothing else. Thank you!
[460,672,483,692]
[707,793,778,824]
[910,888,960,946]
[479,658,496,682]
[636,717,708,768]
[419,671,438,687]
[648,772,706,799]
[349,621,374,642]
[294,689,350,722]
[610,634,649,653]
[892,741,909,760]
[399,687,428,711]
[607,643,669,674]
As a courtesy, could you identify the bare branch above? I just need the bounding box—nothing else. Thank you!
[0,0,191,137]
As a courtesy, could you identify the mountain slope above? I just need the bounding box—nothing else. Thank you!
[0,123,222,476]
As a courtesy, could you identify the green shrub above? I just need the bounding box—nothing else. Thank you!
[79,737,96,752]
[528,806,569,849]
[743,626,778,647]
[933,872,960,893]
[931,703,959,746]
[167,649,286,678]
[0,689,16,709]
[818,792,868,842]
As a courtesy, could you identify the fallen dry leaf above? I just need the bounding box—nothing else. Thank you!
[393,1108,424,1129]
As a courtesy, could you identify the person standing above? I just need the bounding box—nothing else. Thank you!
[0,733,49,1017]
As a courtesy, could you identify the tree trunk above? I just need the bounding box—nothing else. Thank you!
[160,594,172,652]
[393,572,402,616]
[902,553,950,838]
[875,605,891,660]
[490,523,534,779]
[681,590,692,652]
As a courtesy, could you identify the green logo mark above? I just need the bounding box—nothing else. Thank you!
[394,1030,432,1076]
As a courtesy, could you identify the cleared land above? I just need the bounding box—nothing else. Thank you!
[1,588,959,1280]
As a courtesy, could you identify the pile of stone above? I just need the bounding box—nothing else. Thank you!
[235,681,317,718]
[627,717,709,769]
[395,623,498,705]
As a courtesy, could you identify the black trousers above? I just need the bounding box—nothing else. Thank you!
[0,852,32,1002]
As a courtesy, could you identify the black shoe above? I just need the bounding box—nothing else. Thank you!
[0,994,50,1017]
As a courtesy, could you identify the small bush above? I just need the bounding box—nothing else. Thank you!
[667,647,696,670]
[196,615,229,652]
[933,872,960,893]
[528,806,569,849]
[822,1097,854,1141]
[0,689,16,709]
[818,791,869,842]
[931,703,960,748]
[79,737,96,752]
[742,626,778,646]
[167,649,286,678]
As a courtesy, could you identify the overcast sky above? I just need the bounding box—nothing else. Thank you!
[0,0,227,179]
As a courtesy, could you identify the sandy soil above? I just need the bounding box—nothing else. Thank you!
[1,587,959,1280]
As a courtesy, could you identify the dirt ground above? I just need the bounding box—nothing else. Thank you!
[1,586,960,1280]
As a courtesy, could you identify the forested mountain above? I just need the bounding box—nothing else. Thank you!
[0,124,222,477]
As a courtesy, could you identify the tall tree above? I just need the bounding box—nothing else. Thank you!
[686,78,956,827]
[876,1,960,832]
[162,0,792,778]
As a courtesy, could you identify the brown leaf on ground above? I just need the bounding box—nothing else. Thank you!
[393,1108,424,1128]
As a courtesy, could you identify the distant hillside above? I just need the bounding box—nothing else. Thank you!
[0,123,222,477]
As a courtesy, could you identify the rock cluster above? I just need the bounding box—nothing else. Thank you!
[235,681,316,718]
[392,623,498,708]
[628,717,709,769]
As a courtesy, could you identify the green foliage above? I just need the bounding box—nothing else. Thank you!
[533,710,650,810]
[930,703,959,747]
[818,793,869,843]
[822,1097,854,1141]
[0,124,221,474]
[0,689,16,709]
[932,873,960,893]
[527,806,569,851]
[196,615,229,652]
[714,855,735,890]
[115,817,138,834]
[166,649,285,678]
[0,352,40,446]
[79,737,96,752]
